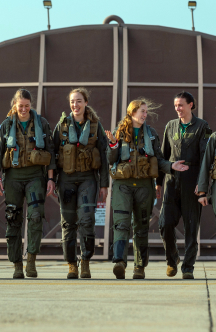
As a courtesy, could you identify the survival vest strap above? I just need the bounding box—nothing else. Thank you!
[59,112,98,147]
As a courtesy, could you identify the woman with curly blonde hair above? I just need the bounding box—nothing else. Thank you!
[106,98,188,279]
[53,87,109,279]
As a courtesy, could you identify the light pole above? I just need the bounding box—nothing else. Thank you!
[43,1,52,30]
[188,1,197,31]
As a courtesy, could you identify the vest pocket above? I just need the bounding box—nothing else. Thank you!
[210,157,216,179]
[2,149,11,169]
[77,149,92,172]
[109,162,133,179]
[148,156,158,178]
[91,147,101,169]
[210,169,216,180]
[30,150,51,166]
[137,156,150,178]
[63,144,76,174]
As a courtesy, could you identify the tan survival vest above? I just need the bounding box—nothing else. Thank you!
[2,118,51,169]
[110,130,158,180]
[57,118,101,174]
[210,157,216,179]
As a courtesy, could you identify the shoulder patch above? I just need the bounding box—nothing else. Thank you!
[173,132,179,141]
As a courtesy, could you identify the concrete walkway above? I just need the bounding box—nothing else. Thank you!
[0,261,215,332]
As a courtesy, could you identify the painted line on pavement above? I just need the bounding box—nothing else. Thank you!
[0,282,214,286]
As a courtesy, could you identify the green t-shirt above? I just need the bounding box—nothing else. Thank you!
[133,128,140,146]
[180,122,190,138]
[20,121,28,133]
[76,121,82,130]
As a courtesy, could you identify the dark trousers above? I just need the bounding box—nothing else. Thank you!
[112,179,155,267]
[5,176,45,263]
[159,180,201,273]
[58,170,98,262]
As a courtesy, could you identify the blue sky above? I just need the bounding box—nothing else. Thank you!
[0,0,215,42]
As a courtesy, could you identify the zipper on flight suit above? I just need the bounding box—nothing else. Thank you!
[18,120,30,167]
[135,128,142,179]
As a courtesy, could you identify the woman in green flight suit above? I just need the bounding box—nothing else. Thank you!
[0,88,56,278]
[53,87,109,279]
[105,98,188,279]
[156,92,211,280]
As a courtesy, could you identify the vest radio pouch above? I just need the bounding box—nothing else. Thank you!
[77,149,92,172]
[2,149,11,169]
[148,156,159,178]
[63,144,76,174]
[84,149,92,171]
[30,150,51,166]
[91,147,101,169]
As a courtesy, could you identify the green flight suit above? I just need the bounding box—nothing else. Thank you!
[53,113,109,262]
[107,124,172,267]
[198,132,216,215]
[0,111,56,263]
[157,114,211,273]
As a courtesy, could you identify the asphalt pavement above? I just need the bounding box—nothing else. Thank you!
[0,260,215,332]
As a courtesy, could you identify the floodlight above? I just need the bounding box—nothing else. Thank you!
[188,1,196,31]
[43,1,52,30]
[188,1,196,9]
[43,1,52,8]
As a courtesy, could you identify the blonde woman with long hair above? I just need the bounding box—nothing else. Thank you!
[0,88,56,279]
[105,98,188,279]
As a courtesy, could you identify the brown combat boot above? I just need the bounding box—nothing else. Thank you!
[133,266,145,279]
[67,262,79,279]
[80,259,91,278]
[26,253,37,278]
[13,262,24,279]
[113,261,126,279]
[166,257,180,277]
